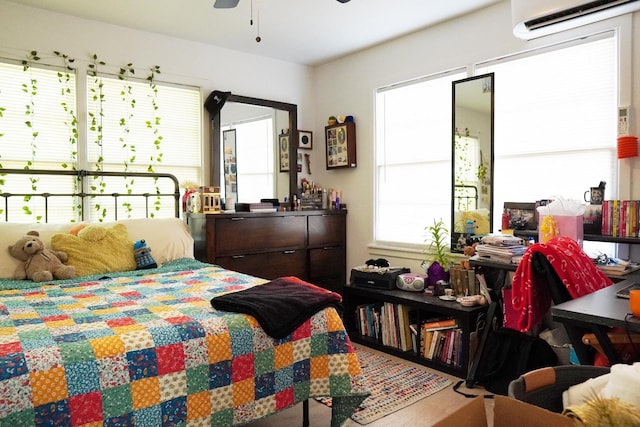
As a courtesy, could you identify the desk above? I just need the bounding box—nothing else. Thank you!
[551,279,640,364]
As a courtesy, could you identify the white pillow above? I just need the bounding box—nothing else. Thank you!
[0,222,76,280]
[103,218,194,266]
[0,218,194,279]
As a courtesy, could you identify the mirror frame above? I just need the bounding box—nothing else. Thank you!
[450,73,495,252]
[207,93,298,201]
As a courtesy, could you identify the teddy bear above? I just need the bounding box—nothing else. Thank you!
[8,231,76,282]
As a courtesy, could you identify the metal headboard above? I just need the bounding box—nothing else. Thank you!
[454,184,478,211]
[0,169,181,222]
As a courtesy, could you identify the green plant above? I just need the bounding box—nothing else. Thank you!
[145,65,163,217]
[424,219,452,269]
[21,51,42,221]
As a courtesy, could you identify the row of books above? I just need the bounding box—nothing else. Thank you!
[354,305,465,368]
[419,319,463,368]
[355,302,414,352]
[601,200,640,238]
[449,266,478,296]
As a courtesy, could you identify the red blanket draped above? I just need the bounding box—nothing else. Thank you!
[506,236,613,332]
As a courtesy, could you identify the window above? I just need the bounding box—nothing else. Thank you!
[375,70,467,247]
[478,32,617,256]
[374,31,618,258]
[0,60,202,222]
[86,74,201,220]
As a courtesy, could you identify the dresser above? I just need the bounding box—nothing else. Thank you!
[187,210,347,292]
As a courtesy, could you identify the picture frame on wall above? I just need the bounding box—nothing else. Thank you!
[325,122,356,169]
[298,130,313,149]
[279,133,290,172]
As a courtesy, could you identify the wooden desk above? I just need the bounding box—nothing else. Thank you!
[551,279,640,364]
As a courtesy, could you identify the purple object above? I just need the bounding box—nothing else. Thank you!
[426,262,449,286]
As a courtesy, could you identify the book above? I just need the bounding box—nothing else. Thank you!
[396,304,413,351]
[422,318,457,331]
[427,330,440,359]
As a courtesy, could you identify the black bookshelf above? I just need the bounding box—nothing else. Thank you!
[342,284,488,378]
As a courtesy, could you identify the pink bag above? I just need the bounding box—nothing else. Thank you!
[538,214,584,246]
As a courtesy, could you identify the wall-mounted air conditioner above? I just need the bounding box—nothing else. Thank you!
[512,0,640,40]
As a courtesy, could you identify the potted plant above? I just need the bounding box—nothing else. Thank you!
[423,219,452,287]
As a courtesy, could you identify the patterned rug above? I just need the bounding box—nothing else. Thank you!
[317,347,452,424]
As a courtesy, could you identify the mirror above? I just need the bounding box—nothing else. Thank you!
[205,92,298,206]
[450,73,494,252]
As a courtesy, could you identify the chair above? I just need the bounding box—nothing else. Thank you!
[507,365,610,413]
[532,251,640,364]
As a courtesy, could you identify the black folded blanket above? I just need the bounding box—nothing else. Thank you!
[210,276,343,339]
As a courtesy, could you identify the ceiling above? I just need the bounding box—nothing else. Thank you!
[7,0,502,65]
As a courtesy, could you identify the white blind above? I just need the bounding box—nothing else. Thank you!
[0,61,76,167]
[375,70,467,246]
[479,32,617,255]
[86,74,201,181]
[0,60,202,222]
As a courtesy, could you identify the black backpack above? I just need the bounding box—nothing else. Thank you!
[472,326,558,395]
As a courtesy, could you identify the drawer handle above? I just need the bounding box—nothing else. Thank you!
[231,217,245,221]
[232,255,245,259]
[283,250,296,254]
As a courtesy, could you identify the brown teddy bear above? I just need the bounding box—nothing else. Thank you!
[8,231,76,282]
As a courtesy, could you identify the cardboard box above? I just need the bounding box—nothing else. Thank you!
[433,395,573,427]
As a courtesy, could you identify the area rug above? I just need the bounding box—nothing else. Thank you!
[317,347,452,424]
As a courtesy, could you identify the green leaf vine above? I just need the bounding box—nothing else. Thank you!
[20,51,42,220]
[53,51,81,220]
[88,53,107,220]
[118,63,136,216]
[146,65,163,217]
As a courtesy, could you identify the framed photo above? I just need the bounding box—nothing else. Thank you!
[298,130,313,149]
[325,122,356,169]
[504,202,537,230]
[279,133,290,172]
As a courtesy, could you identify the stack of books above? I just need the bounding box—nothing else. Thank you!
[475,234,528,264]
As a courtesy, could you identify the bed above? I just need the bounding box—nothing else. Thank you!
[0,169,369,426]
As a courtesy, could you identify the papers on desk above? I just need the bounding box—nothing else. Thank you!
[597,263,640,277]
[475,243,527,264]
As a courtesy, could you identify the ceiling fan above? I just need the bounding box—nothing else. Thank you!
[214,0,350,8]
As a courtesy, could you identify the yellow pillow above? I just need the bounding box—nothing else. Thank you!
[51,223,136,277]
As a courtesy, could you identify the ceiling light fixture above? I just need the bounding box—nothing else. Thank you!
[213,0,239,8]
[215,0,349,7]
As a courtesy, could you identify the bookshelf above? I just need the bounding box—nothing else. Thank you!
[342,284,488,378]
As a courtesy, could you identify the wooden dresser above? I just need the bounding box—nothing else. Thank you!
[187,210,346,292]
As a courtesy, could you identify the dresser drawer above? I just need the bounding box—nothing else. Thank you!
[212,215,306,255]
[309,246,345,281]
[308,214,346,247]
[216,249,306,280]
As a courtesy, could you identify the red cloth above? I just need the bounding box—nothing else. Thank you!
[505,236,613,332]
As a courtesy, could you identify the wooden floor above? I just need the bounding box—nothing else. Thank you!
[248,344,494,427]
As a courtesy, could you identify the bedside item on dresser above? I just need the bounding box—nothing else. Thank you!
[396,273,427,292]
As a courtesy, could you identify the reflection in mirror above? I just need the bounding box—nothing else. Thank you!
[451,73,494,252]
[205,92,297,207]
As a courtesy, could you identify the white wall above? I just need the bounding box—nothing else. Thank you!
[311,1,640,272]
[0,0,316,176]
[2,0,639,274]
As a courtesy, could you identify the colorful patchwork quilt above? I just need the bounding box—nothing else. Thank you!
[0,259,369,426]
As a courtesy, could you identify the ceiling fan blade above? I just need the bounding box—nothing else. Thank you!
[214,0,240,8]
